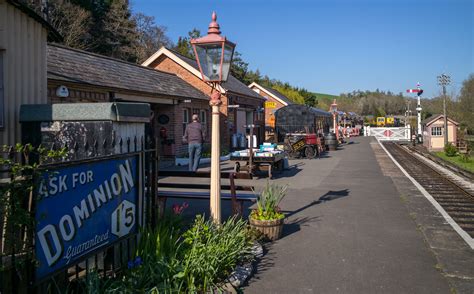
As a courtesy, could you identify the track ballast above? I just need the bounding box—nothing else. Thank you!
[383,142,474,238]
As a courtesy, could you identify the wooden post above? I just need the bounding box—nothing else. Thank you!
[210,101,222,223]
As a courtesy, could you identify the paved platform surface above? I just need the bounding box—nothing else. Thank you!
[242,137,458,293]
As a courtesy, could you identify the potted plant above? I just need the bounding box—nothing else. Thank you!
[249,181,288,241]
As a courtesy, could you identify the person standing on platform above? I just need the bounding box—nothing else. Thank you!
[183,114,205,171]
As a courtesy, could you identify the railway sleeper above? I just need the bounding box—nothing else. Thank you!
[443,206,474,212]
[446,211,474,218]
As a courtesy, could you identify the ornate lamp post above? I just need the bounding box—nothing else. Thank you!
[191,12,235,223]
[330,99,338,140]
[437,74,451,146]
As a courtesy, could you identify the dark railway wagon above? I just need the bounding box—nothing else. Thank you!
[274,104,332,142]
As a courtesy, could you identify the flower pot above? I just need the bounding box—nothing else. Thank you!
[249,217,284,241]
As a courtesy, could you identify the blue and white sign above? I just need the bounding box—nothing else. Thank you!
[35,156,140,281]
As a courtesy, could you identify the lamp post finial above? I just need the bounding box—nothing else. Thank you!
[208,11,221,34]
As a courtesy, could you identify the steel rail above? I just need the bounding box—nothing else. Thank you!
[383,142,474,237]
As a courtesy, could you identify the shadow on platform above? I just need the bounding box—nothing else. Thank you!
[283,189,350,218]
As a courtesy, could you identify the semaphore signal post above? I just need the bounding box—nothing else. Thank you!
[406,83,424,142]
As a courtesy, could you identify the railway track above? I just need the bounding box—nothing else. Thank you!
[383,142,474,238]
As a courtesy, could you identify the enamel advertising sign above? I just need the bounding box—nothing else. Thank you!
[35,155,140,281]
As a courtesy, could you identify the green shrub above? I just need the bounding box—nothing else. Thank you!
[94,212,186,293]
[82,213,253,293]
[180,215,253,292]
[444,143,457,157]
[460,152,471,163]
[251,181,288,221]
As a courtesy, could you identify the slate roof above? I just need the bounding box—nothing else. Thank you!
[167,49,264,100]
[262,86,294,105]
[47,44,208,101]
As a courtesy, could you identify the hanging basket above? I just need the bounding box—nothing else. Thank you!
[249,217,285,241]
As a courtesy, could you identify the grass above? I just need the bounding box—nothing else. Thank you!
[434,152,474,173]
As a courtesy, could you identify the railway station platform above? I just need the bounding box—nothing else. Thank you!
[241,136,473,293]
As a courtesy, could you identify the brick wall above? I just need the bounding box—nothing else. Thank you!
[154,99,211,157]
[150,56,235,151]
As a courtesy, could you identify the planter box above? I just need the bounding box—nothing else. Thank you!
[175,154,230,166]
[249,217,284,241]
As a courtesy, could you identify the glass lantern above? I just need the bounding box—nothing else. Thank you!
[191,12,235,83]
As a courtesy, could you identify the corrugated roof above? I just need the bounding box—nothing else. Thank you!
[167,49,264,100]
[47,44,208,100]
[310,107,332,117]
[262,86,295,105]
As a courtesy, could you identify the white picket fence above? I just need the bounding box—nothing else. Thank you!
[365,126,411,141]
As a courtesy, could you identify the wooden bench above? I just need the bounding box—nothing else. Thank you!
[157,171,256,216]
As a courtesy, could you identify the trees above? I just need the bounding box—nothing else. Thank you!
[459,74,474,132]
[133,13,172,62]
[46,0,93,50]
[230,52,249,84]
[173,29,201,58]
[38,0,150,62]
[97,0,140,62]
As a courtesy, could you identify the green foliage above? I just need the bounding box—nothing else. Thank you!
[272,85,305,104]
[435,152,474,173]
[173,29,201,58]
[180,215,253,292]
[444,143,458,157]
[458,74,474,133]
[0,144,66,273]
[230,51,250,83]
[251,181,287,221]
[460,152,471,163]
[135,214,184,263]
[81,213,253,293]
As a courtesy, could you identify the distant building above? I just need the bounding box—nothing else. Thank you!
[248,82,294,139]
[422,114,459,151]
[0,0,60,146]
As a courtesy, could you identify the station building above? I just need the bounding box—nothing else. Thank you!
[422,114,459,151]
[248,82,294,140]
[47,44,209,156]
[47,44,266,157]
[0,0,60,146]
[142,47,265,154]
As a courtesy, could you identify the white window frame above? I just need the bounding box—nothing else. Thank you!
[431,126,443,136]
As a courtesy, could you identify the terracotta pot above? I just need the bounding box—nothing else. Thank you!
[249,217,284,241]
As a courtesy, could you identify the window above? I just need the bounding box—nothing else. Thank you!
[256,107,264,121]
[183,108,190,134]
[0,52,4,129]
[200,109,207,124]
[431,126,443,136]
[246,111,254,125]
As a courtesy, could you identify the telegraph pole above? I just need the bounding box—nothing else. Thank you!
[437,74,451,146]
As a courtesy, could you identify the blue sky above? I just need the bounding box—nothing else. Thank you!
[131,0,473,98]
